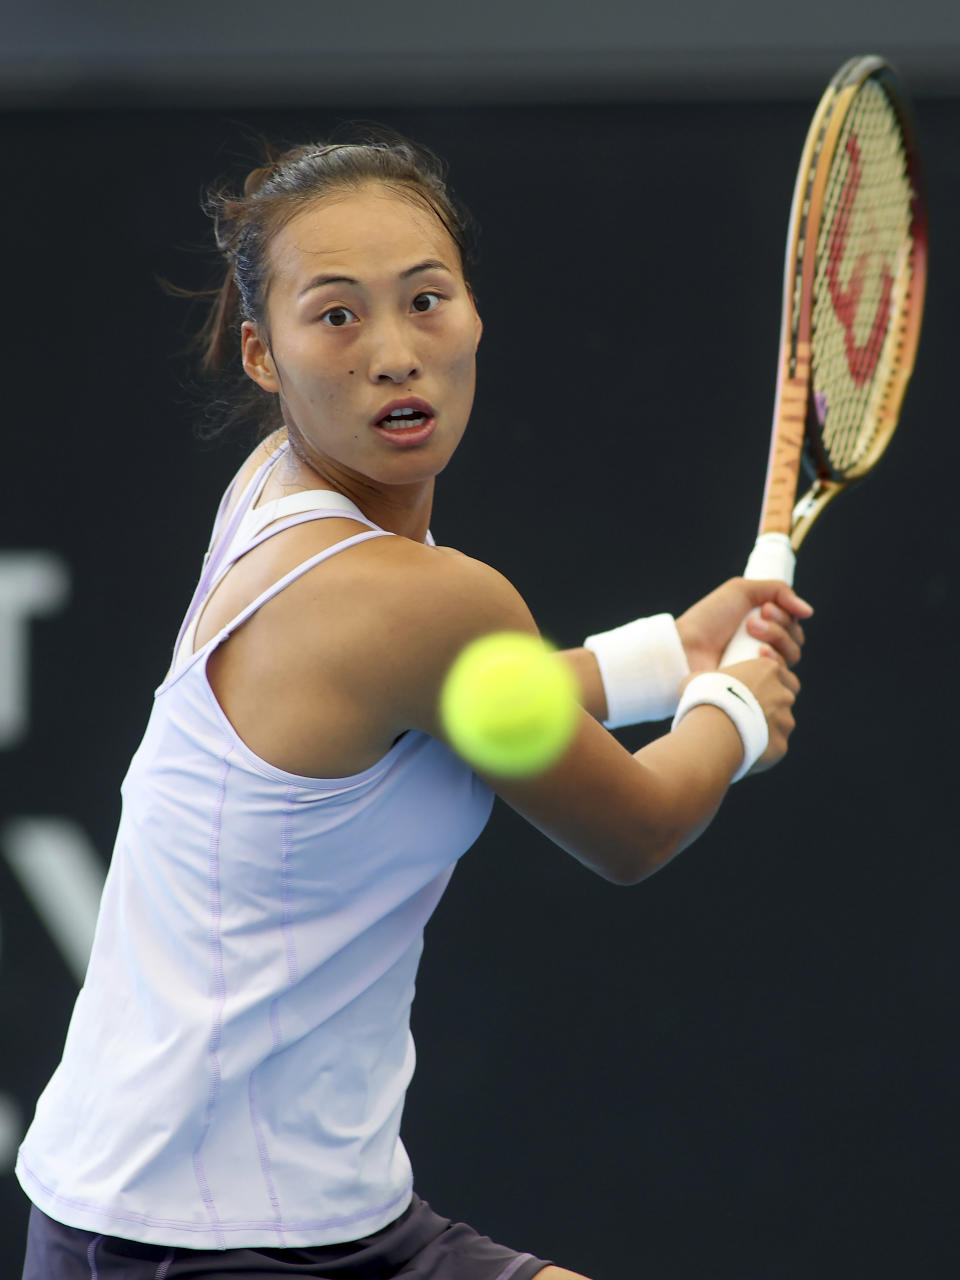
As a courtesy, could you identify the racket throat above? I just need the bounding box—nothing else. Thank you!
[791,479,844,549]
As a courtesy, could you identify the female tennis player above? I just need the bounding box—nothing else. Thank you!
[17,134,810,1279]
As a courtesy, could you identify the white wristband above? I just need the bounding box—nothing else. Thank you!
[671,672,768,782]
[584,614,690,727]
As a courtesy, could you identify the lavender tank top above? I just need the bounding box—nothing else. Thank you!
[17,447,494,1249]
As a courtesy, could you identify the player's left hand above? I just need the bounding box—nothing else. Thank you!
[676,578,813,673]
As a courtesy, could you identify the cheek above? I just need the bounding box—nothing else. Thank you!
[457,350,479,397]
[280,343,344,403]
[442,326,480,378]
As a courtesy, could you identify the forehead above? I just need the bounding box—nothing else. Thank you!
[266,184,460,291]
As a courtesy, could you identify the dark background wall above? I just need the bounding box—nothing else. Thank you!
[1,7,958,1276]
[2,0,959,103]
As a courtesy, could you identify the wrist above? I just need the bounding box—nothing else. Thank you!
[671,672,768,782]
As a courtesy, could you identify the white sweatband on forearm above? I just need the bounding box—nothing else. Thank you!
[583,614,690,727]
[671,672,768,782]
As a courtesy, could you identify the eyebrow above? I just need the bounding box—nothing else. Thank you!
[297,259,453,298]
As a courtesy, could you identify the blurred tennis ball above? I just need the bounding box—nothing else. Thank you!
[439,631,579,777]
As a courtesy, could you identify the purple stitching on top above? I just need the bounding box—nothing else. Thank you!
[247,784,301,1243]
[248,1070,286,1244]
[86,1235,101,1280]
[492,1255,537,1280]
[190,749,232,1250]
[154,1250,175,1280]
[280,785,301,987]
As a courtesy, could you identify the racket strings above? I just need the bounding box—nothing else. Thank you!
[810,79,916,475]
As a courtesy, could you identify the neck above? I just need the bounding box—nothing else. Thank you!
[278,436,435,542]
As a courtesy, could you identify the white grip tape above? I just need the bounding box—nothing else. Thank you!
[672,671,769,782]
[584,613,690,728]
[720,533,797,667]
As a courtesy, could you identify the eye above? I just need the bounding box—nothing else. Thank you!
[319,305,357,328]
[411,292,441,314]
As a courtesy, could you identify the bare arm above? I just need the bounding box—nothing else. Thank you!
[358,544,799,887]
[481,657,797,886]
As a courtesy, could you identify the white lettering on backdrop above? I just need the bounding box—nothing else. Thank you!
[1,552,105,1172]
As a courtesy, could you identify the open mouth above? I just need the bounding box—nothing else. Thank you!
[377,407,431,430]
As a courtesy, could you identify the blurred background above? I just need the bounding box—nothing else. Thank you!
[1,2,958,1275]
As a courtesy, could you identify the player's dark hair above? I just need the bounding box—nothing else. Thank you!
[185,128,475,440]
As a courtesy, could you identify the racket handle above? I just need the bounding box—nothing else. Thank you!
[720,533,797,666]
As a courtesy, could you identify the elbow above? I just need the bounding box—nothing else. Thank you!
[595,828,687,887]
[601,863,650,887]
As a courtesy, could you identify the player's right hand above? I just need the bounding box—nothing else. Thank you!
[677,577,813,673]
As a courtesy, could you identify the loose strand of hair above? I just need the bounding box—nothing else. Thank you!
[197,271,242,374]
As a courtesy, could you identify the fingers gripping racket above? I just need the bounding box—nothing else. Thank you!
[721,55,927,665]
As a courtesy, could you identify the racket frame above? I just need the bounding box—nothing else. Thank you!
[720,55,926,667]
[758,54,927,553]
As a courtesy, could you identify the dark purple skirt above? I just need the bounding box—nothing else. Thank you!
[22,1195,551,1280]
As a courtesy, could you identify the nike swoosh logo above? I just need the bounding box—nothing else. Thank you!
[726,686,750,707]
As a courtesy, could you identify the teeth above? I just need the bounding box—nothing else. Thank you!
[380,407,428,428]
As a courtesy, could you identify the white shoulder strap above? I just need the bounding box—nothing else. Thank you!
[235,489,371,543]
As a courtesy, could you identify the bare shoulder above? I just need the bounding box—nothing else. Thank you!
[372,539,533,637]
[323,535,539,736]
[350,535,537,670]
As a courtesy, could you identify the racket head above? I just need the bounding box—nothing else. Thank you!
[760,55,928,548]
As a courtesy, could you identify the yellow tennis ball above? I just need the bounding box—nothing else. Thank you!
[439,631,579,777]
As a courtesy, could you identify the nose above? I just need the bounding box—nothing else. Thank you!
[369,317,420,384]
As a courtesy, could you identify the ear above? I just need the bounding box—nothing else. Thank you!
[468,289,483,350]
[241,321,280,393]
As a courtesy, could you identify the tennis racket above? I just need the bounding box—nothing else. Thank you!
[721,54,927,665]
